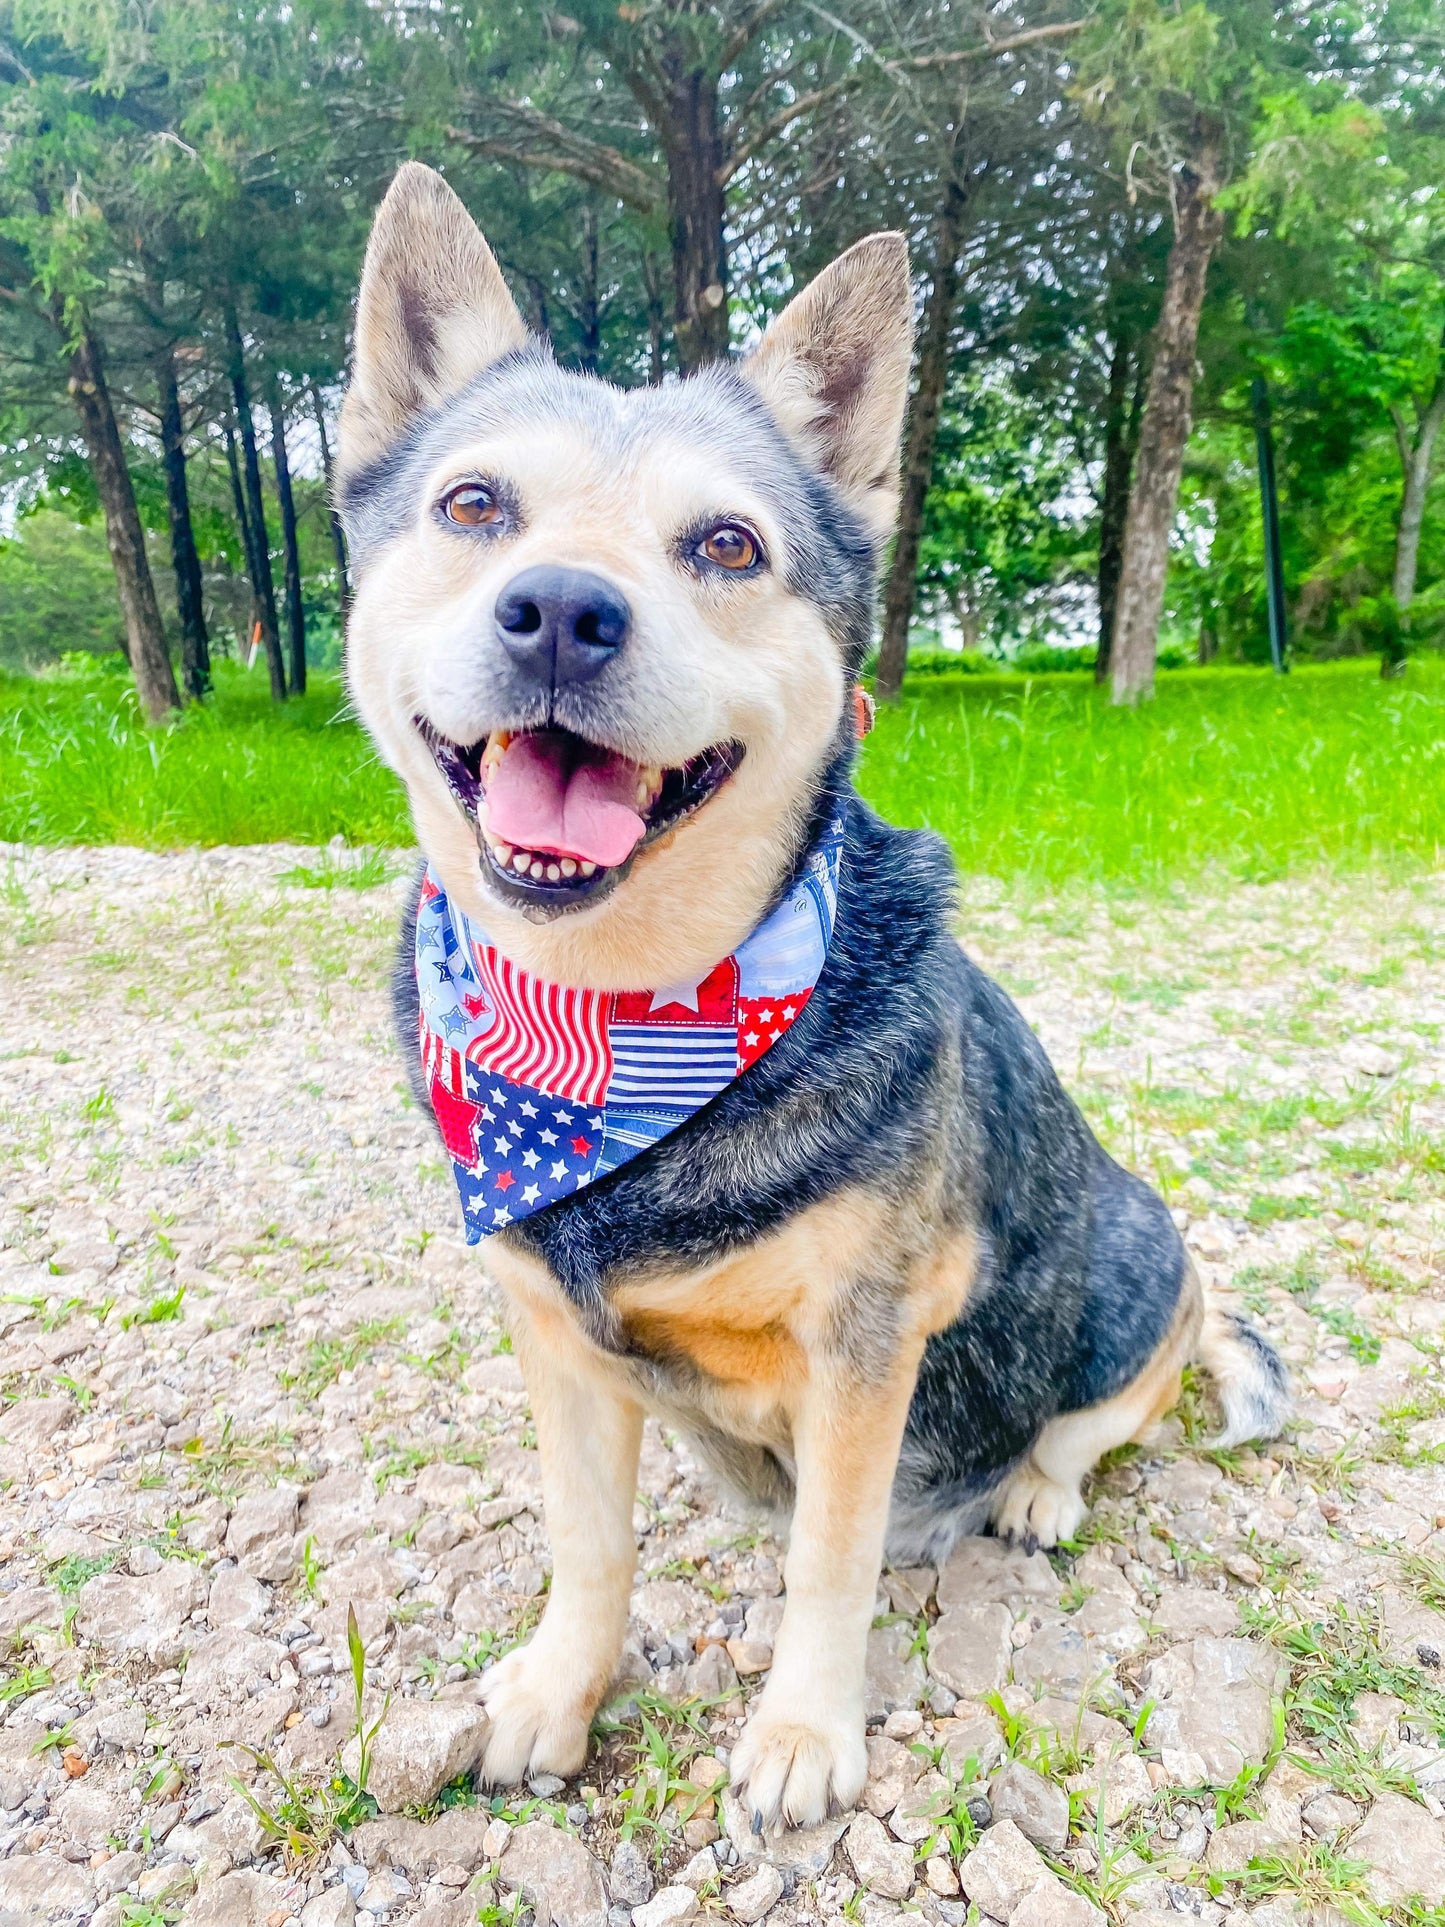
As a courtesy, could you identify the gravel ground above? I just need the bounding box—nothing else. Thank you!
[1,844,1443,1927]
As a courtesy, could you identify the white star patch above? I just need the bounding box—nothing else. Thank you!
[649,972,708,1013]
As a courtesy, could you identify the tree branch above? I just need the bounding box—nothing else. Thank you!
[445,104,659,214]
[718,0,795,73]
[720,74,862,181]
[886,20,1086,72]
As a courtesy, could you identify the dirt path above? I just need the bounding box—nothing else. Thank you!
[1,847,1442,1927]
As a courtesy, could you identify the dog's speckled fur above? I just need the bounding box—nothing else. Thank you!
[341,162,1289,1830]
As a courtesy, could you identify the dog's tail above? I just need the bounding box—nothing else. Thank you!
[1195,1286,1291,1448]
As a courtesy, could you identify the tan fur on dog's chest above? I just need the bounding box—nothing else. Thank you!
[484,1187,977,1449]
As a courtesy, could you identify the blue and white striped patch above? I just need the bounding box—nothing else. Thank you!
[607,1025,738,1107]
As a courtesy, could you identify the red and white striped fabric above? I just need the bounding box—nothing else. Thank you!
[466,944,614,1107]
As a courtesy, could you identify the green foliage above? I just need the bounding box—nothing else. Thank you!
[0,511,129,668]
[862,657,1445,888]
[221,1605,385,1865]
[4,658,1443,892]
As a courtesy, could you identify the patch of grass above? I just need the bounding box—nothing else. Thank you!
[49,1550,121,1592]
[280,1316,405,1402]
[4,659,1444,890]
[1242,1595,1445,1797]
[0,664,407,847]
[862,658,1445,889]
[277,849,399,891]
[120,1283,185,1330]
[223,1605,384,1866]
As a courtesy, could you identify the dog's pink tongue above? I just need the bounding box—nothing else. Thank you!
[485,732,647,868]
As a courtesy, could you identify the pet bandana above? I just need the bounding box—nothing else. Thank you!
[415,818,844,1241]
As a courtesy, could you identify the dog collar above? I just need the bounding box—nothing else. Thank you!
[414,817,844,1241]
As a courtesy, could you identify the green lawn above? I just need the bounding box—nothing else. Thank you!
[2,655,1442,888]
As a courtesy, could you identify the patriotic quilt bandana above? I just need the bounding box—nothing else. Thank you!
[415,819,844,1241]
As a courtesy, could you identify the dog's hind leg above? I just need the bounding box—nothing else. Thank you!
[992,1268,1202,1552]
[476,1295,643,1785]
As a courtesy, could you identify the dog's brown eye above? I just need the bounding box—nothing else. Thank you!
[700,524,758,570]
[442,483,501,528]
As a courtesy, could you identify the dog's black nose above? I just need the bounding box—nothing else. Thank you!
[494,565,630,687]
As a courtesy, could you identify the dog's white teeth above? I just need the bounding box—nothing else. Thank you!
[560,858,577,878]
[545,863,561,882]
[511,852,530,875]
[491,840,513,864]
[529,860,544,879]
[580,861,597,877]
[635,779,650,806]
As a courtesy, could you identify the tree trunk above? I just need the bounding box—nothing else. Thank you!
[155,341,211,700]
[225,306,285,702]
[1095,327,1134,684]
[641,249,667,385]
[1110,136,1225,704]
[64,317,180,721]
[876,154,970,702]
[308,379,350,621]
[269,388,306,696]
[657,58,729,372]
[1390,353,1445,615]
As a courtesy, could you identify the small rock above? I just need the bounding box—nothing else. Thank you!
[928,1603,1014,1699]
[863,1735,926,1817]
[340,1697,487,1813]
[609,1839,654,1908]
[1143,1638,1285,1785]
[937,1708,1005,1779]
[75,1562,207,1667]
[676,1848,717,1890]
[1011,1889,1106,1927]
[226,1486,301,1561]
[632,1887,699,1927]
[725,1638,772,1676]
[865,1621,929,1716]
[1071,1746,1154,1827]
[1204,1820,1298,1876]
[883,1709,923,1740]
[937,1537,1060,1610]
[888,1770,953,1844]
[300,1890,357,1927]
[924,1856,960,1897]
[727,1864,784,1922]
[1302,1791,1359,1842]
[1349,1789,1445,1905]
[958,1817,1064,1922]
[499,1819,610,1927]
[209,1567,273,1632]
[991,1759,1070,1852]
[0,1852,92,1916]
[845,1811,915,1899]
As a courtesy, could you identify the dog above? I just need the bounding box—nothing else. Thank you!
[337,161,1289,1832]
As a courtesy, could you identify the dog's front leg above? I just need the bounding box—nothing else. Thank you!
[477,1301,643,1784]
[729,1333,922,1830]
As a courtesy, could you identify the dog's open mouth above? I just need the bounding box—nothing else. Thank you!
[415,720,744,906]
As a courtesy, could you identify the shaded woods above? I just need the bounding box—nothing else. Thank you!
[3,1,1444,719]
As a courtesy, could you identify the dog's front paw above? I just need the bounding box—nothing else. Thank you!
[730,1704,866,1831]
[476,1641,594,1786]
[993,1463,1087,1551]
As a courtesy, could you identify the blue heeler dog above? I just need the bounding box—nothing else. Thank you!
[337,163,1288,1831]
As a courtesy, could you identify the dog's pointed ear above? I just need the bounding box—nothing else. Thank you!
[741,233,914,542]
[339,162,528,480]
